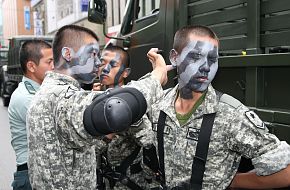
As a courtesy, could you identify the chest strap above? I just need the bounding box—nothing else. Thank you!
[157,111,216,190]
[99,145,143,190]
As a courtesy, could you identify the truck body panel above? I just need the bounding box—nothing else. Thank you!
[105,0,290,144]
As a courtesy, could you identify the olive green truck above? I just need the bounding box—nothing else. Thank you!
[1,36,52,106]
[88,0,290,147]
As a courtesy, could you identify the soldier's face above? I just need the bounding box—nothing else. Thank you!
[67,37,101,84]
[176,35,219,93]
[98,50,128,87]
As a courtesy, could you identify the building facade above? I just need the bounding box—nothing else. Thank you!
[45,0,105,45]
[1,0,159,47]
[2,0,34,46]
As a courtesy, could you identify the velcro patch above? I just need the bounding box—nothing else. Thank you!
[186,127,200,141]
[245,111,265,129]
[152,123,171,135]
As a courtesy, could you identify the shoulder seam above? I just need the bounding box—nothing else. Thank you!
[220,94,242,109]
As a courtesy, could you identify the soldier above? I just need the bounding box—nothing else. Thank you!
[8,40,53,190]
[26,25,168,190]
[94,45,156,190]
[146,25,290,189]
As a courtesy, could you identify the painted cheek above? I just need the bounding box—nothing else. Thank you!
[208,63,218,82]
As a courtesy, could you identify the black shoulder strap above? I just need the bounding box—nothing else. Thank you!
[116,145,141,173]
[157,111,167,187]
[190,113,216,190]
[156,111,217,190]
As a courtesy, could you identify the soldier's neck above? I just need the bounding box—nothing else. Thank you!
[175,91,203,115]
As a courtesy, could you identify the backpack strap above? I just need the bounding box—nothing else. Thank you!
[155,90,223,189]
[100,146,143,190]
[157,111,167,188]
[190,113,216,190]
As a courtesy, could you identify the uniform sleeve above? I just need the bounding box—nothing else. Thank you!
[56,88,107,151]
[20,94,34,122]
[128,115,155,148]
[125,73,164,110]
[227,104,290,176]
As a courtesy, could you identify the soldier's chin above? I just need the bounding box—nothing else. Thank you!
[100,79,110,86]
[193,85,208,92]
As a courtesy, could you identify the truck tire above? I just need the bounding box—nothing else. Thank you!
[2,81,17,107]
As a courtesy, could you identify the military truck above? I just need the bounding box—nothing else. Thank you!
[88,0,290,146]
[2,36,53,106]
[0,48,8,98]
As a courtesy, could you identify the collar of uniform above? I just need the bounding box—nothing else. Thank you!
[157,85,180,123]
[158,84,219,120]
[198,84,219,115]
[44,71,81,89]
[22,76,40,91]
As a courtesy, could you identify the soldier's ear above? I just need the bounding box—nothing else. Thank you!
[61,47,73,62]
[26,61,36,73]
[123,68,131,78]
[169,49,178,67]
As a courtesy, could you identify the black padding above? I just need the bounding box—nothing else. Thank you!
[83,87,147,136]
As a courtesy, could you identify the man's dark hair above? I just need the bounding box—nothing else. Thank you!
[53,25,99,67]
[173,25,219,53]
[20,40,52,74]
[103,45,130,68]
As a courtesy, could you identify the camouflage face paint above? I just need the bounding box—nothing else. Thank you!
[176,40,218,99]
[67,43,101,84]
[100,52,125,87]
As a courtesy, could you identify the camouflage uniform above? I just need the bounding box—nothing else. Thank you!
[147,84,290,190]
[101,116,156,190]
[27,71,163,190]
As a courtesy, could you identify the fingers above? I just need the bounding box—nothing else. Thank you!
[166,65,176,72]
[105,133,116,140]
[92,82,103,91]
[147,48,160,63]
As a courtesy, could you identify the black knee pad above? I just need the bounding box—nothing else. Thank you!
[83,87,147,136]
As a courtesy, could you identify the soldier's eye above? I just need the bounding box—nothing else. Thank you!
[208,57,217,63]
[188,52,201,61]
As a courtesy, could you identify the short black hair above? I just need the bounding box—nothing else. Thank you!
[53,25,99,67]
[20,40,52,74]
[173,25,219,53]
[103,45,130,68]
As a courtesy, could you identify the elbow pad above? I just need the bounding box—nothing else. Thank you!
[83,87,147,136]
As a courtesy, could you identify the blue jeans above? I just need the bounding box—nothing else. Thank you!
[11,170,32,190]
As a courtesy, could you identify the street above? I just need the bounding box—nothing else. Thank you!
[0,103,15,190]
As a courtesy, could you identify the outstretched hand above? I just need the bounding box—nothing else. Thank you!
[147,48,168,86]
[92,82,102,91]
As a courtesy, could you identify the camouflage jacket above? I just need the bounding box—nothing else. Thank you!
[148,84,290,190]
[101,115,156,190]
[27,71,163,190]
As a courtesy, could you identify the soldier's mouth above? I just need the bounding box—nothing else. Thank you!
[196,76,208,82]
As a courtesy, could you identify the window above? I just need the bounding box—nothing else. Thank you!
[137,0,160,19]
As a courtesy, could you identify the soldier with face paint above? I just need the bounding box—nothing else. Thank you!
[144,25,290,189]
[92,46,158,190]
[93,45,131,91]
[26,25,168,190]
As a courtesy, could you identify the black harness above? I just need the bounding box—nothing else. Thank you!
[97,146,143,190]
[97,90,222,190]
[154,111,216,190]
[148,90,222,190]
